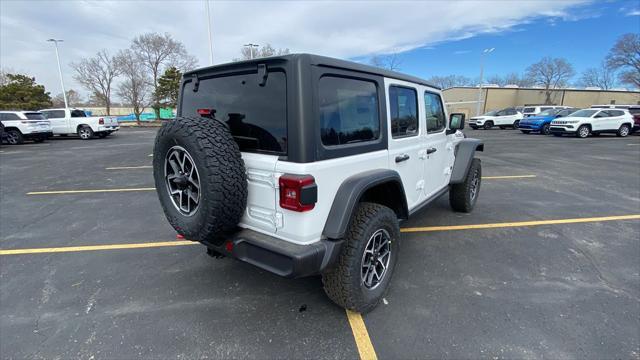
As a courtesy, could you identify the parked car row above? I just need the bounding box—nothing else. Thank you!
[467,104,640,139]
[0,108,119,145]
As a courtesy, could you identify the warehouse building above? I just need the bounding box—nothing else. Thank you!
[443,86,640,117]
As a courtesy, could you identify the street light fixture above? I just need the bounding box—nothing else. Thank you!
[476,47,495,116]
[243,43,259,60]
[47,38,68,109]
[204,0,213,65]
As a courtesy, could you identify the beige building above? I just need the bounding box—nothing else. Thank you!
[443,87,640,117]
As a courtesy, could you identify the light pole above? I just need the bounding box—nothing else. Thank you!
[204,0,213,65]
[47,39,68,109]
[475,47,494,116]
[243,43,259,59]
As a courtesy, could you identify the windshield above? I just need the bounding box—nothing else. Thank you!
[538,109,557,116]
[568,109,597,118]
[523,107,536,113]
[482,110,498,116]
[180,70,287,154]
[24,113,46,120]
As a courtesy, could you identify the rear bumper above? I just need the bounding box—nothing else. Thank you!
[97,126,119,132]
[201,229,343,278]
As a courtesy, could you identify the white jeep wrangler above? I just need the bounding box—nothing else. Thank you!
[153,54,484,312]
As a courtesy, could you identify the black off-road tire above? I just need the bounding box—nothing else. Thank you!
[322,203,400,313]
[483,121,493,130]
[153,116,247,244]
[449,158,481,213]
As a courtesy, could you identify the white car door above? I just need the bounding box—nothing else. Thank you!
[386,82,426,210]
[591,110,609,131]
[423,90,450,198]
[42,110,68,134]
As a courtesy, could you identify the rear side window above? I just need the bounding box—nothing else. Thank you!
[1,113,21,120]
[608,110,624,117]
[523,107,535,113]
[43,110,65,119]
[424,92,446,133]
[319,76,379,146]
[180,71,287,154]
[71,110,87,118]
[24,113,45,120]
[389,86,418,138]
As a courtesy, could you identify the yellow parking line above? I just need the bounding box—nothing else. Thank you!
[0,241,194,255]
[346,310,377,360]
[401,214,640,233]
[27,188,156,195]
[482,175,536,180]
[105,165,153,170]
[2,214,639,255]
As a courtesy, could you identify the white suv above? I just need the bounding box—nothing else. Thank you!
[550,108,634,138]
[152,54,484,312]
[0,111,53,144]
[469,107,522,129]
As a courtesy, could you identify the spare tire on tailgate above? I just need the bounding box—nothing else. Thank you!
[153,116,247,245]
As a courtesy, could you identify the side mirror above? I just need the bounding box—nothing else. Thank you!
[447,113,465,134]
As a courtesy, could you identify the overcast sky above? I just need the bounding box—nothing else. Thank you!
[1,0,636,98]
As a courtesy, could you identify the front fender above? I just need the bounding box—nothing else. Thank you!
[450,138,484,184]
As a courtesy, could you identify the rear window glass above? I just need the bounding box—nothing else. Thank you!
[71,110,87,118]
[24,113,45,120]
[389,86,418,138]
[180,71,287,154]
[319,76,379,146]
[523,107,536,113]
[43,110,65,119]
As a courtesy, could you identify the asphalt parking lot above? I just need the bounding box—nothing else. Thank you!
[1,127,639,359]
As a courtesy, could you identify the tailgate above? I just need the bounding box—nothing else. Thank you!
[239,152,280,235]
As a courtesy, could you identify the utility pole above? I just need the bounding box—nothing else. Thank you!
[476,47,494,116]
[47,39,68,109]
[204,0,213,65]
[243,43,259,59]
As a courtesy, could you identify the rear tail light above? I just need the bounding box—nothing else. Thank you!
[279,174,317,212]
[98,118,104,125]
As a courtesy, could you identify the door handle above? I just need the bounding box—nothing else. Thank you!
[426,148,437,154]
[395,154,410,163]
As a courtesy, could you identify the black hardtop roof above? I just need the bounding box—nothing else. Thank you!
[184,53,441,90]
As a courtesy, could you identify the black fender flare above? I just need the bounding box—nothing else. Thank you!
[450,138,484,184]
[323,169,408,240]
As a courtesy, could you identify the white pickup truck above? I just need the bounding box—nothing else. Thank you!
[39,108,119,139]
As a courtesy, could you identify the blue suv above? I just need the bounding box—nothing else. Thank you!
[519,108,577,135]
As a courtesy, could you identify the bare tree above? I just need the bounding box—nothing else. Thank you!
[485,73,533,87]
[52,89,83,107]
[116,50,151,123]
[130,32,197,118]
[427,75,472,89]
[606,33,640,89]
[71,50,121,115]
[235,43,290,60]
[370,54,402,71]
[526,57,575,104]
[579,62,616,90]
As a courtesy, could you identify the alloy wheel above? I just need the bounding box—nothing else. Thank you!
[6,132,18,144]
[164,145,201,216]
[361,229,392,290]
